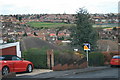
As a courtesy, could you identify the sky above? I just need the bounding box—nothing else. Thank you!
[0,0,119,15]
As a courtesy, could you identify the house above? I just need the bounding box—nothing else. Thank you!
[0,42,21,57]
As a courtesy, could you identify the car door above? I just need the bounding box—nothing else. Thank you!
[12,56,26,72]
[2,56,14,72]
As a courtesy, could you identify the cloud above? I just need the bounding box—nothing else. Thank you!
[0,0,119,14]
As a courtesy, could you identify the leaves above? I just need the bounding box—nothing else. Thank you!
[70,8,98,51]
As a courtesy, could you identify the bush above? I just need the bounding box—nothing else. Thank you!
[88,52,105,66]
[22,48,86,68]
[7,39,14,43]
[22,48,48,69]
[54,50,84,65]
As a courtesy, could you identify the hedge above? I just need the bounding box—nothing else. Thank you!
[22,48,85,69]
[22,48,48,69]
[88,52,105,66]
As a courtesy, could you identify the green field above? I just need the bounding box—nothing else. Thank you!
[93,23,118,28]
[26,22,118,29]
[26,22,75,28]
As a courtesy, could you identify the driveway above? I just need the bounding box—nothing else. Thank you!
[16,69,53,77]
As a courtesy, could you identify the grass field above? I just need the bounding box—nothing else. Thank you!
[26,22,118,29]
[93,23,118,28]
[27,22,75,28]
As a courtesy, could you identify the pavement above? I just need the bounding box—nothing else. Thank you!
[16,69,53,77]
[16,66,110,78]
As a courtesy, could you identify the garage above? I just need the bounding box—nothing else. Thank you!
[0,42,21,57]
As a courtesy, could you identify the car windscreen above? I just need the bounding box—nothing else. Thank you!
[112,56,120,59]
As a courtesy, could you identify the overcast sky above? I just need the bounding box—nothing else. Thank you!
[0,0,119,15]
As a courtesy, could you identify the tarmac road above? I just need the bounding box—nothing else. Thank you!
[58,68,119,78]
[2,67,119,80]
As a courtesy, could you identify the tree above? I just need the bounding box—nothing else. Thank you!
[112,27,117,31]
[33,32,38,36]
[18,16,22,21]
[15,15,22,21]
[23,32,28,36]
[56,26,65,36]
[7,39,14,43]
[70,8,98,51]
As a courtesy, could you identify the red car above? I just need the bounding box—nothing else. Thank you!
[0,55,34,75]
[110,55,120,67]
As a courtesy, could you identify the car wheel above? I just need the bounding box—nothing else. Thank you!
[2,67,9,75]
[27,64,33,73]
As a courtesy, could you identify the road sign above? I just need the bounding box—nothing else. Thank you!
[84,43,90,51]
[83,43,90,68]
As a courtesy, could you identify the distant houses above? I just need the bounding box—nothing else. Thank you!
[0,13,119,48]
[0,13,119,24]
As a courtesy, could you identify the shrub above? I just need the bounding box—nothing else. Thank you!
[22,48,48,69]
[54,50,74,65]
[88,52,105,66]
[22,48,85,68]
[54,50,84,65]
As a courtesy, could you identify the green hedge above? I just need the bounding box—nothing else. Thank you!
[22,48,85,68]
[88,52,105,66]
[22,48,48,69]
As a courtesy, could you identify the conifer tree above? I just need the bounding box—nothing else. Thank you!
[70,8,98,51]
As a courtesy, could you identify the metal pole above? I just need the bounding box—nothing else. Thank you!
[86,50,89,67]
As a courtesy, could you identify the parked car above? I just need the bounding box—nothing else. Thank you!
[110,55,120,67]
[0,55,34,75]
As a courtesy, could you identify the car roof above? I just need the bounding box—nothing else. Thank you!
[112,55,120,58]
[113,55,120,57]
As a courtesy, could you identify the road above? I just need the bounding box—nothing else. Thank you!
[16,67,119,80]
[57,68,119,78]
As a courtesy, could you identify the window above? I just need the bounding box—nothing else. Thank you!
[4,56,12,60]
[112,56,120,59]
[0,57,5,60]
[12,56,21,61]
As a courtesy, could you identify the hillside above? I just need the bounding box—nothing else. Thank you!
[20,37,62,52]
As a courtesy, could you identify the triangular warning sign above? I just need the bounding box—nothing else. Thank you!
[84,45,88,50]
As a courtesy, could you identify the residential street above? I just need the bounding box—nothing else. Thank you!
[16,66,119,79]
[1,66,119,80]
[57,68,119,78]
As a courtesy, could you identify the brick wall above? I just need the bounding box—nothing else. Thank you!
[52,62,87,71]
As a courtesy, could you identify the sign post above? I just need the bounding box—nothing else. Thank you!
[86,50,89,67]
[84,43,90,67]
